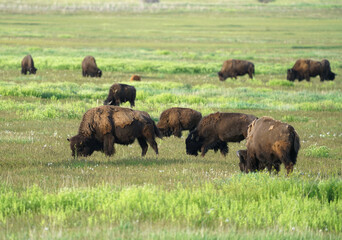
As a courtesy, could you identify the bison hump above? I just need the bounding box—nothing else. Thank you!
[113,109,136,128]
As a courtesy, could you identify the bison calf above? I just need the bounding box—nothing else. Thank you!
[287,59,335,82]
[21,55,37,75]
[67,106,162,158]
[218,59,254,81]
[186,112,257,157]
[238,117,300,174]
[157,107,202,138]
[82,56,102,77]
[103,83,136,108]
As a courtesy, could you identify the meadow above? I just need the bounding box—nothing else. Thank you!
[0,0,342,239]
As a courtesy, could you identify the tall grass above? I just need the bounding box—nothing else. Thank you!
[0,173,341,232]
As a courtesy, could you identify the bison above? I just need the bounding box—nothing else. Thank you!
[103,83,136,108]
[218,59,255,81]
[287,59,335,82]
[186,112,257,157]
[21,55,37,75]
[237,117,300,174]
[82,56,102,77]
[67,106,162,158]
[130,75,141,81]
[157,107,202,138]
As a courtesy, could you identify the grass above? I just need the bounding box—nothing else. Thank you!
[0,1,341,239]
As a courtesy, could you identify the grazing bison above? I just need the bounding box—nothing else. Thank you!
[238,117,300,174]
[157,107,202,138]
[287,59,335,82]
[21,55,37,75]
[130,75,141,81]
[82,56,102,77]
[67,106,162,158]
[103,83,136,108]
[186,112,257,157]
[218,59,255,81]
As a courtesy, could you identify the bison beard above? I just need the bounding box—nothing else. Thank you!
[67,106,161,158]
[157,107,202,138]
[238,117,300,174]
[185,112,257,157]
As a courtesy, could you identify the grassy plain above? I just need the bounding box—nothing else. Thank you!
[0,0,342,239]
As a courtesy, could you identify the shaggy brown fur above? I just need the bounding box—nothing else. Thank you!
[21,55,37,75]
[82,56,102,77]
[218,59,254,81]
[287,59,335,82]
[103,83,136,108]
[157,107,202,138]
[238,117,300,174]
[186,112,257,157]
[67,106,162,158]
[130,75,141,81]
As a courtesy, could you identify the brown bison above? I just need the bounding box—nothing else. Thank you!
[21,55,37,75]
[67,106,162,158]
[287,59,335,82]
[186,112,257,157]
[103,83,136,108]
[130,75,141,81]
[157,107,202,138]
[82,56,102,77]
[218,59,255,81]
[237,117,300,174]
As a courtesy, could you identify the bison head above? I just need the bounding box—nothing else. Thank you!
[96,69,102,78]
[326,71,335,81]
[67,135,102,158]
[30,67,37,74]
[185,130,202,156]
[218,71,226,81]
[236,150,248,172]
[287,69,296,81]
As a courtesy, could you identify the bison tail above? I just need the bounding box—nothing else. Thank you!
[288,129,300,165]
[153,122,163,139]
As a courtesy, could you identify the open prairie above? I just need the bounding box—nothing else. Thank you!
[0,0,341,239]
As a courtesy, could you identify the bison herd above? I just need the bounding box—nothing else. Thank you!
[68,103,300,174]
[21,53,335,174]
[21,55,336,83]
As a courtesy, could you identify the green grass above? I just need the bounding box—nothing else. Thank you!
[0,1,342,239]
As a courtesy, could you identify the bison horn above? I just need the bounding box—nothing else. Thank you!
[67,138,70,142]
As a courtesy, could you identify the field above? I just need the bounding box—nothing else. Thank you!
[0,0,342,239]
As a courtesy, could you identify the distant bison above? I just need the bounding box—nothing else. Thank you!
[237,117,300,174]
[157,107,202,138]
[130,75,141,81]
[287,59,335,82]
[21,55,37,75]
[218,59,255,81]
[82,56,102,77]
[67,106,162,157]
[103,83,136,108]
[186,112,257,157]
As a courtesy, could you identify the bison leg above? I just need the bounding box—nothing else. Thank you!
[137,137,148,156]
[142,124,159,155]
[219,142,228,156]
[21,68,27,75]
[82,70,86,77]
[130,100,135,108]
[173,127,182,138]
[103,134,115,156]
